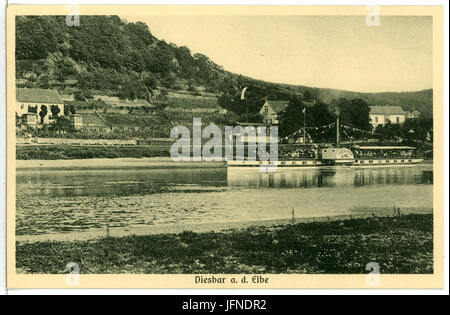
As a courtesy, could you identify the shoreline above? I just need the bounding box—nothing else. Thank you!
[16,213,434,274]
[16,157,226,170]
[16,208,432,243]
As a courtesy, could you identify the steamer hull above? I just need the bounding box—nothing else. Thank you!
[227,146,423,169]
[227,158,423,169]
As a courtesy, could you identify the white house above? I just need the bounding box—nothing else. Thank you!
[369,106,406,128]
[16,88,64,126]
[259,100,290,124]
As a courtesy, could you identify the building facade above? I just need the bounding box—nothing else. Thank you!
[369,106,406,128]
[259,100,289,124]
[16,88,64,127]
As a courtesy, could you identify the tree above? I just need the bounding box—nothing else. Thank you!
[16,113,21,127]
[159,88,169,99]
[303,90,313,101]
[278,96,306,138]
[55,56,78,81]
[308,100,334,127]
[218,93,234,110]
[375,122,400,139]
[51,116,73,133]
[50,105,61,118]
[75,72,96,100]
[278,96,339,141]
[220,83,268,119]
[333,98,371,130]
[16,16,64,60]
[400,117,433,141]
[64,104,76,115]
[160,73,177,89]
[74,89,94,101]
[240,112,263,124]
[141,72,158,94]
[39,105,48,124]
[125,21,153,48]
[375,117,433,142]
[147,46,176,74]
[117,74,148,101]
[37,74,50,89]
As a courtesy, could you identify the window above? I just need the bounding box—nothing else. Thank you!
[264,107,268,114]
[375,116,378,123]
[21,104,24,109]
[396,117,400,123]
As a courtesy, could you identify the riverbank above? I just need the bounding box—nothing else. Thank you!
[15,207,433,243]
[16,213,433,274]
[16,157,225,170]
[16,144,434,163]
[16,144,172,160]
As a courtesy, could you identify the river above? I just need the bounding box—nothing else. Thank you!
[16,163,433,237]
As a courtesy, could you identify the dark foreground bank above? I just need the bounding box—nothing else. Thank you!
[16,214,433,274]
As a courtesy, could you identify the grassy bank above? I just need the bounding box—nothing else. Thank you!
[16,214,433,274]
[16,145,171,160]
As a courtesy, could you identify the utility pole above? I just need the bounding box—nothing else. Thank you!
[336,116,340,148]
[303,107,306,144]
[245,98,248,122]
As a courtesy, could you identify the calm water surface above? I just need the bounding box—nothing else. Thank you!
[16,165,433,235]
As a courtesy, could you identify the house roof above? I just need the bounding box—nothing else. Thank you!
[267,100,289,113]
[369,106,406,115]
[16,88,63,104]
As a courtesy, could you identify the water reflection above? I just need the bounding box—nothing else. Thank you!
[228,166,433,188]
[17,165,433,199]
[16,168,227,198]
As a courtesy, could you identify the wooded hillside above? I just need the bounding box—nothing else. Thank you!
[16,15,433,118]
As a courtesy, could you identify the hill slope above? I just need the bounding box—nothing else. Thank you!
[15,15,433,118]
[317,88,433,118]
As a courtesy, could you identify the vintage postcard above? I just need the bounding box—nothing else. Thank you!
[5,5,445,289]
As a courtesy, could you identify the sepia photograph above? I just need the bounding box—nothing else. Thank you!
[4,4,445,290]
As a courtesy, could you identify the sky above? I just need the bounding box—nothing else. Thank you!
[123,15,432,93]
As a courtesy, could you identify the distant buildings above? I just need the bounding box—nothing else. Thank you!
[369,106,407,128]
[259,99,317,125]
[16,88,65,128]
[259,100,290,124]
[406,110,421,119]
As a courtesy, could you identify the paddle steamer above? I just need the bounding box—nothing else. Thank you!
[227,118,423,169]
